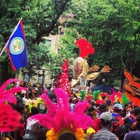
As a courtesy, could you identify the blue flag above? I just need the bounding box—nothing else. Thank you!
[6,19,28,71]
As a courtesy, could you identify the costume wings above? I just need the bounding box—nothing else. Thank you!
[124,69,140,106]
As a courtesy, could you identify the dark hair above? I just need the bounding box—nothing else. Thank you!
[117,125,128,140]
[28,92,33,98]
[124,117,133,128]
[87,106,95,112]
[69,98,73,103]
[99,104,108,113]
[15,105,25,114]
[36,128,48,140]
[106,100,111,107]
[132,108,140,117]
[31,107,39,115]
[48,93,56,100]
[87,112,93,118]
[136,115,140,122]
[59,133,76,140]
[136,121,140,130]
[100,119,111,126]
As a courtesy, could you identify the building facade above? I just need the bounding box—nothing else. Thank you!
[16,34,59,87]
[16,14,74,86]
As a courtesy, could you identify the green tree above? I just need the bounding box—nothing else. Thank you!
[66,0,140,85]
[0,0,71,84]
[46,28,79,80]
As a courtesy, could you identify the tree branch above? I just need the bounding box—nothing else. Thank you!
[34,0,70,44]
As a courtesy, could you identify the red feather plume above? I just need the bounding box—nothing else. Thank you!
[75,38,95,58]
[0,78,26,132]
[0,103,23,132]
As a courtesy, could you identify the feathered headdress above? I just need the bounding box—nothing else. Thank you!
[109,89,122,103]
[80,90,86,100]
[93,90,101,99]
[121,93,129,106]
[40,93,57,118]
[0,103,23,132]
[0,78,27,132]
[75,38,95,58]
[30,88,94,140]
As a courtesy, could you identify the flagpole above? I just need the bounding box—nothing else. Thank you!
[0,41,8,56]
[0,19,22,57]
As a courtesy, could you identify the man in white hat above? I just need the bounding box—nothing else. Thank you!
[92,112,118,140]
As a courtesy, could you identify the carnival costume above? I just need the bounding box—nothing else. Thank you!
[71,38,111,87]
[0,78,27,132]
[30,88,95,140]
[124,69,140,106]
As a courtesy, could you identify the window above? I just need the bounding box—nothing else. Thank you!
[38,74,43,84]
[46,40,51,47]
[38,70,45,85]
[38,74,45,85]
[23,73,30,82]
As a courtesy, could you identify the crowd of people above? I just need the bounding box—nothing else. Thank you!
[0,80,140,140]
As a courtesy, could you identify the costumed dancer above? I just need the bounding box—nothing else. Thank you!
[71,38,111,87]
[0,78,27,137]
[29,88,96,140]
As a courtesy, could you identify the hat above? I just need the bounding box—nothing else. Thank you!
[96,100,105,105]
[21,90,26,94]
[86,127,95,135]
[35,87,38,91]
[113,103,123,110]
[100,112,112,121]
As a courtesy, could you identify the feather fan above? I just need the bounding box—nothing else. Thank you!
[75,100,88,114]
[4,87,27,95]
[41,93,57,117]
[93,90,101,99]
[29,114,55,129]
[0,78,26,132]
[29,88,95,134]
[0,103,23,132]
[0,94,17,104]
[54,88,70,112]
[0,78,21,90]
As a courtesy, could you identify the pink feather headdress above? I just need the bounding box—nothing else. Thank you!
[109,88,122,103]
[30,88,94,140]
[75,38,95,58]
[0,78,27,132]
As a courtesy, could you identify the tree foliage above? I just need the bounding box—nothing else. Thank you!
[46,28,79,79]
[65,0,140,85]
[0,0,71,80]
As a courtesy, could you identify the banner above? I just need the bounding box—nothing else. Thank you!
[6,19,28,71]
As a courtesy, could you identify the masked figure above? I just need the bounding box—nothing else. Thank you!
[71,38,111,87]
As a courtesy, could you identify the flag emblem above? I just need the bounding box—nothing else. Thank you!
[5,19,28,71]
[10,37,24,55]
